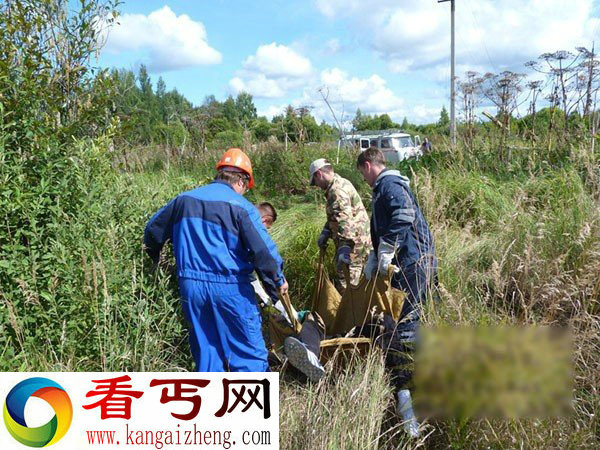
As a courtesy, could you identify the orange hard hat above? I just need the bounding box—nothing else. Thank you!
[216,148,255,189]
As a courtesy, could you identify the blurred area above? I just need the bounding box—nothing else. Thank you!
[414,325,572,419]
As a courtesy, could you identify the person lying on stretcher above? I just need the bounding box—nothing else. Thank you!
[250,202,326,382]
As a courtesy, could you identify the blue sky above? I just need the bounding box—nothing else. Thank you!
[98,0,600,124]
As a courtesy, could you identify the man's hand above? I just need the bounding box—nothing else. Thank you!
[377,241,399,276]
[317,229,331,249]
[336,245,352,270]
[364,250,378,280]
[278,280,289,296]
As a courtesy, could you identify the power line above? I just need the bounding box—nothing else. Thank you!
[465,0,498,73]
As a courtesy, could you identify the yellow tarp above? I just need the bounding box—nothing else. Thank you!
[311,252,405,336]
[270,253,405,355]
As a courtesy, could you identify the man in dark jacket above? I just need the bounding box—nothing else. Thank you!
[144,148,288,373]
[357,147,437,437]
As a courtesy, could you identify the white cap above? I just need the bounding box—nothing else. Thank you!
[309,158,332,185]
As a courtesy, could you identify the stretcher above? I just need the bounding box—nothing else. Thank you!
[272,251,405,365]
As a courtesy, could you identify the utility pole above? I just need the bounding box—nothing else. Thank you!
[438,0,456,147]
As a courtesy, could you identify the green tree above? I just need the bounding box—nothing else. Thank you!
[378,113,394,129]
[109,68,194,147]
[208,117,230,136]
[300,113,322,142]
[0,0,121,367]
[438,106,450,127]
[222,96,240,129]
[252,117,273,141]
[211,130,243,149]
[138,64,153,97]
[235,92,257,129]
[353,108,364,130]
[319,121,336,140]
[0,0,119,144]
[156,76,166,98]
[109,68,144,143]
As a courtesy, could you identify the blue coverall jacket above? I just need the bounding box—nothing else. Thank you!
[144,180,285,371]
[370,169,436,320]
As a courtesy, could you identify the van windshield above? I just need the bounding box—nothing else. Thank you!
[394,136,414,148]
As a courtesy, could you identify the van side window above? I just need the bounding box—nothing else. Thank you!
[361,140,369,149]
[381,138,391,149]
[370,139,378,147]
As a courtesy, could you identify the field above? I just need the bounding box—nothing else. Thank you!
[2,1,599,448]
[2,134,598,448]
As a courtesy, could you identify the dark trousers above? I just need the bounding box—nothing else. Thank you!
[296,318,324,356]
[394,262,429,322]
[378,262,433,390]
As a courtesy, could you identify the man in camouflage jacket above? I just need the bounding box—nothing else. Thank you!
[309,158,370,293]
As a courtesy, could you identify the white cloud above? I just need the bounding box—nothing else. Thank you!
[257,104,289,120]
[315,0,600,77]
[229,43,313,98]
[412,105,441,123]
[316,68,404,113]
[243,43,312,78]
[253,67,442,125]
[430,63,489,83]
[280,68,414,125]
[104,6,221,72]
[282,68,447,125]
[315,0,397,19]
[230,74,287,99]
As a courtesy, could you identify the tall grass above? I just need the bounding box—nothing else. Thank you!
[280,351,405,449]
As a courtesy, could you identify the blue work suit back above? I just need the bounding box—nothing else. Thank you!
[144,181,285,371]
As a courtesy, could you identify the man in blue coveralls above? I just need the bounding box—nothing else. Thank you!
[144,148,288,372]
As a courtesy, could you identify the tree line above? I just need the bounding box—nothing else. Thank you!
[106,65,338,151]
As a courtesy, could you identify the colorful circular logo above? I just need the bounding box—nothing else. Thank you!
[3,377,73,447]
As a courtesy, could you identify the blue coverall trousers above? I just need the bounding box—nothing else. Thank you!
[179,278,269,372]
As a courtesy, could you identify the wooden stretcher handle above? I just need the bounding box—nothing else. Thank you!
[279,291,302,334]
[311,249,326,311]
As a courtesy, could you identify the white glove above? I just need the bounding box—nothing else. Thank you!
[377,240,398,276]
[274,299,298,325]
[251,278,273,306]
[364,250,378,280]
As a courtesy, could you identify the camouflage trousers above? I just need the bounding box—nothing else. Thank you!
[335,247,367,294]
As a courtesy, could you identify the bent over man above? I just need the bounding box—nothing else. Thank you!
[144,148,288,372]
[310,158,370,293]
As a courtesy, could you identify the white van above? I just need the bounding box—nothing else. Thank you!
[340,131,423,162]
